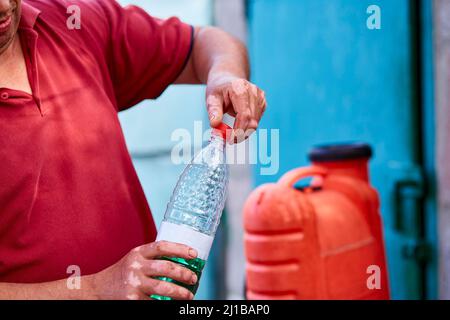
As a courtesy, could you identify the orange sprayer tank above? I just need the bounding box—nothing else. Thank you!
[243,144,390,300]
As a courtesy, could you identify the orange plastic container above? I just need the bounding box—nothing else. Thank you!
[244,144,390,300]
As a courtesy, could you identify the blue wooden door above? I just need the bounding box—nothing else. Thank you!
[248,0,435,299]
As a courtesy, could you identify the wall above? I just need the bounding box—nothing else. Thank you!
[434,0,450,300]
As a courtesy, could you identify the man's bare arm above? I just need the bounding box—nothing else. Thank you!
[176,26,249,85]
[0,276,96,299]
[0,241,198,300]
[176,26,266,143]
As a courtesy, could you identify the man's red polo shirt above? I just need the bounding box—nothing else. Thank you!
[0,0,193,282]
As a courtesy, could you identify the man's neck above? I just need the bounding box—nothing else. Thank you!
[0,34,32,95]
[0,35,19,65]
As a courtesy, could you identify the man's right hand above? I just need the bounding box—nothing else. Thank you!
[90,241,199,300]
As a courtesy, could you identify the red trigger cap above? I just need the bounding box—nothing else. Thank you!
[212,123,232,140]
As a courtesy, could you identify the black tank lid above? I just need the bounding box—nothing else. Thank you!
[308,143,373,162]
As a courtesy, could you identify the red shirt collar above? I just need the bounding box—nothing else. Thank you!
[19,1,41,29]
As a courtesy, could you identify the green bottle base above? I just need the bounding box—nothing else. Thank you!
[151,256,206,300]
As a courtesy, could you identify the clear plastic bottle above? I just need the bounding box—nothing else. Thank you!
[151,123,230,300]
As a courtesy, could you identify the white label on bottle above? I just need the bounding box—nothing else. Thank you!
[156,221,214,260]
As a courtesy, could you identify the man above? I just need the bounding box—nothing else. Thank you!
[0,0,266,299]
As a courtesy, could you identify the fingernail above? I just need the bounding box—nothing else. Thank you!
[189,249,197,258]
[209,112,216,120]
[228,131,235,144]
[191,274,198,284]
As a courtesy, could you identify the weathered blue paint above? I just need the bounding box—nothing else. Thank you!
[248,0,434,299]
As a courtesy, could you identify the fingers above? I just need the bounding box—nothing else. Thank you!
[121,242,198,301]
[227,80,250,143]
[226,79,266,144]
[143,260,197,286]
[143,278,194,300]
[255,87,267,122]
[206,94,224,128]
[206,78,266,144]
[137,241,198,260]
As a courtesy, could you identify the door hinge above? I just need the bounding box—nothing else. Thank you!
[402,240,431,263]
[393,166,425,232]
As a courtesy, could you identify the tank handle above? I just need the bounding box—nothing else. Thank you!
[278,166,327,188]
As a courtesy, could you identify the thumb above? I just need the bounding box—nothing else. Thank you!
[206,94,224,127]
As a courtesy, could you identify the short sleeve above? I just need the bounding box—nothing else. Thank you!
[99,0,194,110]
